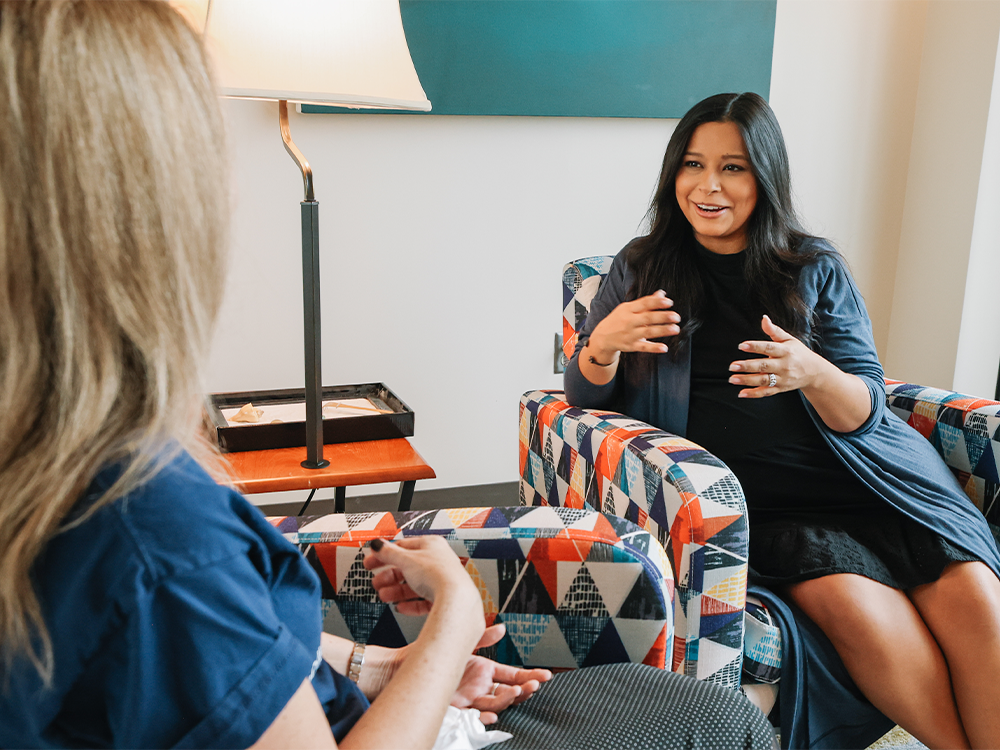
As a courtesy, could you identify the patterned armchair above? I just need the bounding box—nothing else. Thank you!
[519,256,1000,699]
[267,505,675,671]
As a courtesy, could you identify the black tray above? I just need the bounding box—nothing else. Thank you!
[207,383,414,453]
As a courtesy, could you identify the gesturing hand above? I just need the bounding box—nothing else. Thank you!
[363,536,475,617]
[451,624,552,724]
[587,290,680,360]
[728,314,822,398]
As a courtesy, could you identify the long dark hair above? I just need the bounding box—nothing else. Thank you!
[627,92,828,358]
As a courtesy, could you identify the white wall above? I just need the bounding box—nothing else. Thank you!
[951,14,1000,398]
[208,104,673,498]
[885,0,1000,389]
[769,0,928,357]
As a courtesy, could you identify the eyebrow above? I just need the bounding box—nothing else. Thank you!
[684,150,750,161]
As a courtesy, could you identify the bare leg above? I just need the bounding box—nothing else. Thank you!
[786,573,970,749]
[909,562,1000,749]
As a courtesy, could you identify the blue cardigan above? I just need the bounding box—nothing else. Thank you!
[565,240,1000,748]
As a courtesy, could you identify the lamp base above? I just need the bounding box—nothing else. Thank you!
[301,458,330,470]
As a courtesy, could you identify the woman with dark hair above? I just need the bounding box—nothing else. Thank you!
[565,92,1000,749]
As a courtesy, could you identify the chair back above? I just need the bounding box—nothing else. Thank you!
[561,256,614,366]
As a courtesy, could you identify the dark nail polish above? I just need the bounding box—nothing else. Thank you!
[370,538,384,551]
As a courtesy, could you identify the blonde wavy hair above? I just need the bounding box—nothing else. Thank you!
[0,1,228,682]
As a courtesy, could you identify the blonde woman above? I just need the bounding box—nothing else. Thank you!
[0,4,782,748]
[0,3,549,747]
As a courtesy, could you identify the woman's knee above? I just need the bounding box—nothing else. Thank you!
[911,562,1000,642]
[786,574,909,641]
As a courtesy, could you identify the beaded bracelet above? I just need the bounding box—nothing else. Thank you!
[347,642,366,683]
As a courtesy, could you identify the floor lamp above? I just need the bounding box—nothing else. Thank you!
[196,0,431,468]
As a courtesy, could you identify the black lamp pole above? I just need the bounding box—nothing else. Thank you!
[279,100,328,469]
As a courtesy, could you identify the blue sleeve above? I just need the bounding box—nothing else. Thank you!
[107,553,320,749]
[800,250,886,436]
[563,249,632,408]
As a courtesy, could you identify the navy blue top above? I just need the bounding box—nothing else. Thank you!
[0,451,367,749]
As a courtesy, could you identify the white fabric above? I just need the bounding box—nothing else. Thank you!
[433,706,513,750]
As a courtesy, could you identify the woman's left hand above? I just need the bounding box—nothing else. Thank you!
[451,624,552,724]
[728,315,822,397]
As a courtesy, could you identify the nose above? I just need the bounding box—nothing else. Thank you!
[701,170,721,194]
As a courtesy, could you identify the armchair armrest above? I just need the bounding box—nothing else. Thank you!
[885,380,1000,527]
[269,506,673,671]
[519,389,748,689]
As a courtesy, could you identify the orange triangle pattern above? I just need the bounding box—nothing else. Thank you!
[671,635,687,672]
[527,537,592,564]
[531,559,560,608]
[700,513,742,541]
[642,624,668,669]
[908,413,935,440]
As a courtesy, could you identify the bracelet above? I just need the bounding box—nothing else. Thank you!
[347,642,366,683]
[588,353,618,367]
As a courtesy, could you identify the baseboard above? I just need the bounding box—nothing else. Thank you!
[258,481,521,517]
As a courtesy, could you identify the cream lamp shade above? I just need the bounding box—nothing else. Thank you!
[175,0,431,110]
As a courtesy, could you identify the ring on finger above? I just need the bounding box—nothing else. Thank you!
[491,682,500,696]
[768,373,777,388]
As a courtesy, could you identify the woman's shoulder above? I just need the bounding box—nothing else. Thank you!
[58,451,290,596]
[607,238,643,280]
[794,236,853,285]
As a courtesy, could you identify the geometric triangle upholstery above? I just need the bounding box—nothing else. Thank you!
[519,387,748,690]
[886,380,1000,528]
[268,505,673,673]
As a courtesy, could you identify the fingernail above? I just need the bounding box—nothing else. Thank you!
[730,364,741,371]
[656,289,666,297]
[739,343,750,351]
[370,538,385,551]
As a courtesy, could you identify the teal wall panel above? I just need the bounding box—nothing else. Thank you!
[303,0,776,119]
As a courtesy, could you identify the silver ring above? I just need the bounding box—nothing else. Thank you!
[768,373,777,388]
[490,682,500,696]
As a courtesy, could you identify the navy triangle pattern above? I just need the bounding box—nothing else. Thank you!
[698,610,744,648]
[473,538,526,562]
[368,606,407,649]
[974,445,1000,484]
[618,571,666,620]
[581,619,632,667]
[505,563,559,615]
[336,601,383,645]
[706,513,748,549]
[554,614,610,666]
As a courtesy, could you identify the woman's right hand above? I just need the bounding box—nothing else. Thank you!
[363,536,481,618]
[587,290,680,360]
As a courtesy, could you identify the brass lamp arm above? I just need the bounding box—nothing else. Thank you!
[279,99,314,202]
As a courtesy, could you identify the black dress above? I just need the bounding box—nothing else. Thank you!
[685,244,974,590]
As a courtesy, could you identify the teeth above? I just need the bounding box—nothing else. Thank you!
[697,204,724,212]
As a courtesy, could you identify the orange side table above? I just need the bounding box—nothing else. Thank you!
[223,438,435,513]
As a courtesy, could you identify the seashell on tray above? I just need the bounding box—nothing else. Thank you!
[230,403,264,423]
